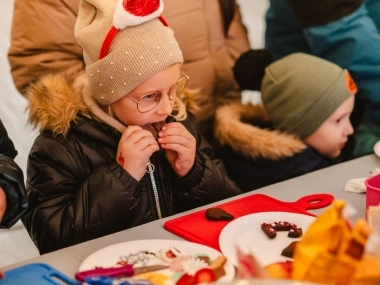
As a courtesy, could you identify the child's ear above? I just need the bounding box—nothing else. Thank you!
[233,49,274,91]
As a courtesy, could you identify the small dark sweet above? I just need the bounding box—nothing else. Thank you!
[261,221,302,239]
[288,226,302,238]
[205,208,234,221]
[281,241,298,258]
[261,223,277,239]
[165,116,176,123]
[271,221,292,231]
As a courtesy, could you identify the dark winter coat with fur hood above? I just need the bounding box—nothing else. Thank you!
[23,73,241,254]
[215,102,334,192]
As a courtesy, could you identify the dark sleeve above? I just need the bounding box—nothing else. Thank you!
[217,146,332,192]
[0,119,17,159]
[170,113,241,211]
[0,119,28,228]
[288,0,362,28]
[265,0,311,60]
[23,135,146,254]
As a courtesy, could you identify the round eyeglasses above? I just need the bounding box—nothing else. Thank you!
[127,74,189,113]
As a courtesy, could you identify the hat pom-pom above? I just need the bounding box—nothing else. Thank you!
[114,0,164,29]
[233,49,274,91]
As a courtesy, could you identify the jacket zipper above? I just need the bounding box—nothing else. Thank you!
[147,160,162,219]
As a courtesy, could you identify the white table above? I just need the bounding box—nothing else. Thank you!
[4,154,379,278]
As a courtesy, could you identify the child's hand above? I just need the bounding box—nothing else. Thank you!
[158,122,196,177]
[117,125,159,180]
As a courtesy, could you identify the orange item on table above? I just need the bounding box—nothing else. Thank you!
[292,200,371,285]
[353,254,380,285]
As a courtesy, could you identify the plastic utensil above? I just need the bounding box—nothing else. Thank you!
[75,264,167,282]
[84,276,154,285]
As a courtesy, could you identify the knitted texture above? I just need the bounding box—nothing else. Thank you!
[74,0,183,105]
[261,53,357,139]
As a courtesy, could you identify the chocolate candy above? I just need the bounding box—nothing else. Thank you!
[261,221,303,239]
[205,208,234,221]
[281,241,298,258]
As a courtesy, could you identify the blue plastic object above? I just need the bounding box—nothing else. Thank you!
[0,263,79,285]
[84,276,154,285]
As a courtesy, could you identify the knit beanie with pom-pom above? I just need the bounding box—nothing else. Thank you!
[74,0,184,106]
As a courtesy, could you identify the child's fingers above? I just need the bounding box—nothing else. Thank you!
[160,122,193,139]
[121,127,156,147]
[158,123,195,147]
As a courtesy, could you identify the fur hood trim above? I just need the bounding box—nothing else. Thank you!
[26,72,92,136]
[26,72,129,135]
[215,102,306,160]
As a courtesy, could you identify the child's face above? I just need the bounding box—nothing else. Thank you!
[111,64,181,127]
[304,95,355,158]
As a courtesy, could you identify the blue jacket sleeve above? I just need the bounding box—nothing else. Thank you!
[304,4,380,156]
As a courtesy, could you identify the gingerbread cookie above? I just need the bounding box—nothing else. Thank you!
[205,208,234,221]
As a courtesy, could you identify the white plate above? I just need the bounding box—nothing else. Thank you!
[79,239,234,284]
[374,140,380,157]
[219,212,316,267]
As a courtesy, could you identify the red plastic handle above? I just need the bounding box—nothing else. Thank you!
[290,193,334,212]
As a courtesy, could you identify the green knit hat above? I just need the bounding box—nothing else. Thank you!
[261,53,357,139]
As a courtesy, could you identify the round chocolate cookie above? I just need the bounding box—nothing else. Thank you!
[205,208,234,221]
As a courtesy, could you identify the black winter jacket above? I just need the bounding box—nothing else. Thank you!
[0,119,28,228]
[23,73,241,254]
[215,102,336,192]
[217,145,332,191]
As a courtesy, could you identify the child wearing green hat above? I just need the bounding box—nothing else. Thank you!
[215,51,357,192]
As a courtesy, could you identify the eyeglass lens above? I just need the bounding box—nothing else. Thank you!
[137,76,188,113]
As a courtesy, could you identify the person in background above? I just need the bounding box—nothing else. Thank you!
[265,0,380,158]
[22,0,241,254]
[0,119,28,228]
[214,51,356,192]
[7,0,250,144]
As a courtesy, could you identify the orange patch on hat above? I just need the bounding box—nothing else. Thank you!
[346,71,357,94]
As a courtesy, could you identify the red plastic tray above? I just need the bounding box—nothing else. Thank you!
[164,193,334,250]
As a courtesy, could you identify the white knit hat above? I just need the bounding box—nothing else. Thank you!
[74,0,184,105]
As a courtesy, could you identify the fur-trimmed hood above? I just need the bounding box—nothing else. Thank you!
[215,102,306,160]
[26,72,92,136]
[26,72,198,136]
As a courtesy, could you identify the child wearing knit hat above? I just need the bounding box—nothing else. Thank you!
[215,51,356,192]
[21,0,240,254]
